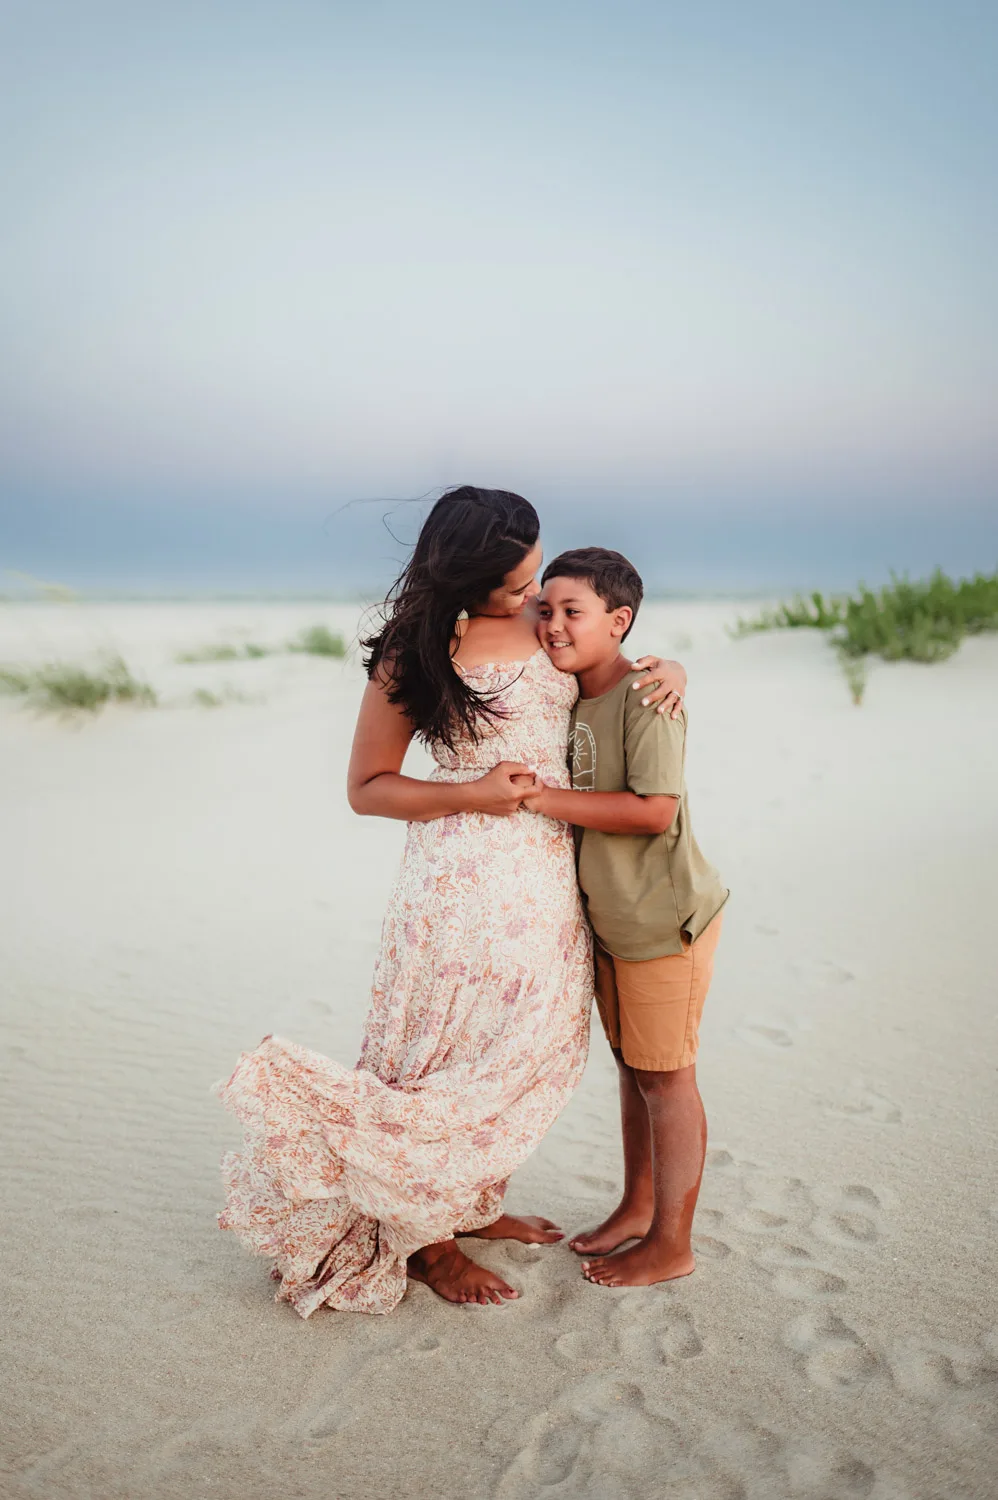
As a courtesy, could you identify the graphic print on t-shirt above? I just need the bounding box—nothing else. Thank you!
[569,721,597,791]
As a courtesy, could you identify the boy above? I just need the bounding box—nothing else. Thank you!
[524,548,728,1288]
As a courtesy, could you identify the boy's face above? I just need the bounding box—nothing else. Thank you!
[537,575,633,674]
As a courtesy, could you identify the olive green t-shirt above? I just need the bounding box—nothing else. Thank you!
[569,672,728,961]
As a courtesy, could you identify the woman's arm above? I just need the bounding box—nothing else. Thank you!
[347,678,533,822]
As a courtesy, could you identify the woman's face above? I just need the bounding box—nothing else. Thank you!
[481,543,543,616]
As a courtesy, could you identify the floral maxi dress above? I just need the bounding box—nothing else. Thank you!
[216,649,593,1316]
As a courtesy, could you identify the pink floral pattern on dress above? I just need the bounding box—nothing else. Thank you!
[216,650,592,1316]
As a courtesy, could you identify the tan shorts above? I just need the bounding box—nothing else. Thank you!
[593,914,723,1072]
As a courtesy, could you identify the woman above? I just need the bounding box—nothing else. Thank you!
[216,487,686,1314]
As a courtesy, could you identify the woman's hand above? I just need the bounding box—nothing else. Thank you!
[629,656,687,718]
[470,762,537,817]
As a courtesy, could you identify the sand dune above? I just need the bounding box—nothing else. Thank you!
[1,601,995,1499]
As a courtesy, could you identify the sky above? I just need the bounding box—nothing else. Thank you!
[1,1,996,594]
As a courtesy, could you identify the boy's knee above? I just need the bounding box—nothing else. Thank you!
[634,1062,695,1095]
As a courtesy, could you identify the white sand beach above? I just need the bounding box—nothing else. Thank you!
[1,599,995,1500]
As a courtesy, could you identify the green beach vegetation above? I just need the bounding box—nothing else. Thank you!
[0,618,348,719]
[287,623,346,657]
[191,685,253,708]
[732,591,846,634]
[176,623,346,663]
[731,568,998,706]
[176,642,271,663]
[0,655,157,714]
[836,648,869,707]
[732,569,998,667]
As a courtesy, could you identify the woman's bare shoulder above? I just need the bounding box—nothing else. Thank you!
[451,612,540,669]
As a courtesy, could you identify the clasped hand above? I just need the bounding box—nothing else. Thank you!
[471,761,545,817]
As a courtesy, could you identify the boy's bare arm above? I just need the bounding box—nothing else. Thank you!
[523,784,677,835]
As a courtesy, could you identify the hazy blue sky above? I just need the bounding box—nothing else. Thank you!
[1,1,995,592]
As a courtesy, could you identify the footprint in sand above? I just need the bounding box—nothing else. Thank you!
[504,1242,547,1266]
[493,1372,676,1498]
[755,1243,848,1300]
[887,1334,998,1442]
[693,1234,733,1261]
[574,1173,618,1194]
[521,1421,585,1487]
[292,1331,443,1446]
[825,1084,901,1126]
[792,958,856,988]
[785,1309,882,1391]
[698,1152,886,1274]
[771,1266,848,1301]
[812,1185,884,1250]
[782,1438,881,1499]
[651,1306,704,1362]
[734,1018,795,1049]
[690,1415,889,1500]
[554,1296,705,1370]
[729,1173,812,1237]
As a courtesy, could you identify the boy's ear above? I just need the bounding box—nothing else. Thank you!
[610,605,633,639]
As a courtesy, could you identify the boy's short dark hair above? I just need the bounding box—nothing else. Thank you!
[541,547,644,641]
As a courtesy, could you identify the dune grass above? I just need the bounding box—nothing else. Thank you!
[0,655,157,713]
[287,624,346,657]
[191,686,254,708]
[836,648,869,706]
[176,624,346,663]
[0,666,33,695]
[835,570,998,663]
[733,569,998,666]
[732,590,846,636]
[176,642,270,663]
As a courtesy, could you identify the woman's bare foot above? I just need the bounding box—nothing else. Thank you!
[460,1214,563,1245]
[568,1201,652,1256]
[581,1237,695,1287]
[407,1240,519,1305]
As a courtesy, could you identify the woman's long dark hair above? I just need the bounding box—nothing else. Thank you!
[362,485,540,751]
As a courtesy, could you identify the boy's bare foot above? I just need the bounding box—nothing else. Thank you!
[460,1214,564,1245]
[407,1240,519,1305]
[568,1202,652,1256]
[581,1237,695,1287]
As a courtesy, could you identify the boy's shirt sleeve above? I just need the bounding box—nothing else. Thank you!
[623,698,685,797]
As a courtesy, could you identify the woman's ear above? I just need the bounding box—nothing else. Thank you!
[611,605,633,639]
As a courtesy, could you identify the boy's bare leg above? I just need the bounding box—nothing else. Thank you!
[569,1049,654,1254]
[408,1239,520,1305]
[582,1062,705,1286]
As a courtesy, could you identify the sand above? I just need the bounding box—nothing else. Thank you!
[1,599,996,1500]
